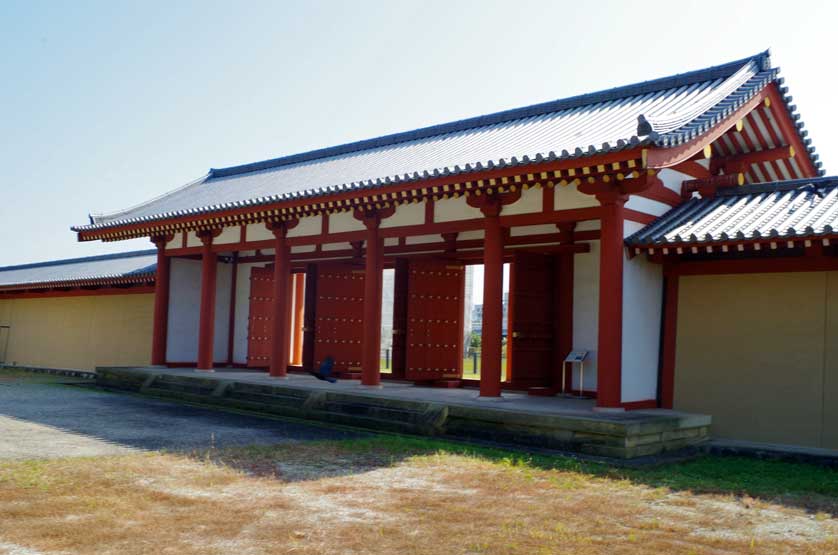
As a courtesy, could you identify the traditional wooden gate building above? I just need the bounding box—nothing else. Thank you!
[70,51,825,410]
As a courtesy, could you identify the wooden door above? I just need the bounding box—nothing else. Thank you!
[390,258,409,379]
[509,252,554,388]
[405,259,465,381]
[246,266,274,368]
[312,263,365,374]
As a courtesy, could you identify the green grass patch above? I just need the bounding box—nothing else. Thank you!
[310,435,838,502]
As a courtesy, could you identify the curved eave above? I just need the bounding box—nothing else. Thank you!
[72,147,649,241]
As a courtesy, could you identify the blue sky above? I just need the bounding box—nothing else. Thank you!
[1,0,837,266]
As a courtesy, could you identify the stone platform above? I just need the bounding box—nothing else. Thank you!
[96,367,711,459]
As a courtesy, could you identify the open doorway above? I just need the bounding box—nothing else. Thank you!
[462,262,510,382]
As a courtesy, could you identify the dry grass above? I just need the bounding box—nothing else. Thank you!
[0,440,836,555]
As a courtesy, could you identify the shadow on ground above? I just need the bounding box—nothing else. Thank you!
[0,371,366,459]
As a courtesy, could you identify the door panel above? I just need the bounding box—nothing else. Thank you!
[509,253,554,388]
[405,259,465,381]
[312,263,365,374]
[390,258,409,379]
[247,266,274,368]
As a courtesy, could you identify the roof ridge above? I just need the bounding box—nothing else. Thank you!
[0,249,157,273]
[717,176,838,197]
[209,50,770,180]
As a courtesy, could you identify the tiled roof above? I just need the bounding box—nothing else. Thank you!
[0,250,157,291]
[627,177,838,246]
[75,50,819,233]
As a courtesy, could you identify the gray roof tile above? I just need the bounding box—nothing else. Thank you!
[0,250,157,290]
[75,51,818,233]
[627,177,838,246]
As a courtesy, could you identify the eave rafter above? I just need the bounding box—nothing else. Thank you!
[77,152,645,242]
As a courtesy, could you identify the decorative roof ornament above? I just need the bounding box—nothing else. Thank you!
[636,114,654,136]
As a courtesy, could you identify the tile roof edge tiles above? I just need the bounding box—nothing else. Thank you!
[0,249,158,274]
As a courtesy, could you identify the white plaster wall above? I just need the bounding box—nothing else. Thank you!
[166,258,201,361]
[405,234,439,245]
[380,201,424,228]
[288,215,321,237]
[246,223,273,242]
[572,241,599,390]
[215,226,241,245]
[459,230,485,240]
[213,262,232,363]
[165,257,232,364]
[322,242,352,251]
[186,231,202,248]
[291,245,316,253]
[166,232,182,250]
[510,224,556,237]
[329,210,366,233]
[502,186,542,215]
[434,195,483,222]
[555,183,599,210]
[620,254,663,403]
[625,195,671,217]
[658,168,691,195]
[576,220,601,232]
[383,237,399,246]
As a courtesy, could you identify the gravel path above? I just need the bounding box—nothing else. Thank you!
[0,372,365,459]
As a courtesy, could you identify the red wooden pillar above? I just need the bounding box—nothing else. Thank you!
[269,222,292,378]
[595,194,627,408]
[291,273,305,366]
[659,269,679,409]
[150,235,171,366]
[479,201,504,397]
[361,217,383,386]
[197,230,220,371]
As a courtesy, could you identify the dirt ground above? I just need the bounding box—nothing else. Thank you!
[0,439,835,555]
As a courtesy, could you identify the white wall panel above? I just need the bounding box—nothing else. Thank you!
[434,195,482,222]
[381,201,424,228]
[214,226,241,245]
[620,255,663,403]
[213,262,233,363]
[329,210,365,233]
[165,257,233,365]
[246,223,273,242]
[166,258,201,361]
[510,224,556,237]
[287,215,322,237]
[502,186,542,216]
[555,183,599,210]
[572,241,599,390]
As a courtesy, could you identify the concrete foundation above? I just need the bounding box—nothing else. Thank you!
[96,366,711,459]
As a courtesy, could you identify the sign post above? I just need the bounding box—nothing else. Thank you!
[563,350,588,397]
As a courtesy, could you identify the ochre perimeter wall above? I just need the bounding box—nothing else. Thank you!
[0,293,153,372]
[674,271,838,450]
